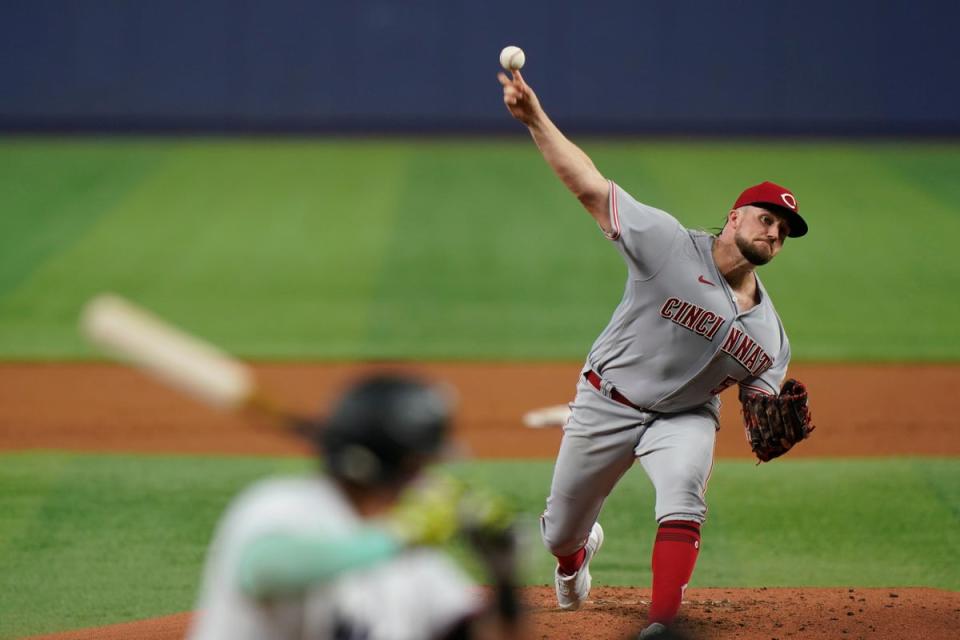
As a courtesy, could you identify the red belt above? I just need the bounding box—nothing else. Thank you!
[585,370,645,412]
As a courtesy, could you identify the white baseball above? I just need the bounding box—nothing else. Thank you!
[499,45,525,71]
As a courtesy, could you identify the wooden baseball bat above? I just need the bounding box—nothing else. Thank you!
[80,294,300,427]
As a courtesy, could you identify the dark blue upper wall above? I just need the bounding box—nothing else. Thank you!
[2,0,957,134]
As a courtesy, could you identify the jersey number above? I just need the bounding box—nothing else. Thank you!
[710,376,738,396]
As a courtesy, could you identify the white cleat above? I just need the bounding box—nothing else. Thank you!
[555,522,604,611]
[638,622,667,638]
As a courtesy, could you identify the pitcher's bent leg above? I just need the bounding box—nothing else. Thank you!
[541,431,637,555]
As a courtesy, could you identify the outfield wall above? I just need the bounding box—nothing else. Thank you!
[2,0,958,135]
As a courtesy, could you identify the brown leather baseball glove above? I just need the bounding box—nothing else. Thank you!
[741,379,815,462]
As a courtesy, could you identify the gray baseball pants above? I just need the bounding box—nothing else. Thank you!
[541,374,717,557]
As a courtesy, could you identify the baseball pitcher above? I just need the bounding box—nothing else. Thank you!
[498,69,814,638]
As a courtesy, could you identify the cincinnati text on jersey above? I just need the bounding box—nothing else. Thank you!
[719,326,773,377]
[659,297,725,340]
[659,297,773,377]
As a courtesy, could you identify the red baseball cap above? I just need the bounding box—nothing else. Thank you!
[733,181,808,237]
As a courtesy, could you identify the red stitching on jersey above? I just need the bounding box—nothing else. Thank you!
[609,180,621,238]
[739,382,773,396]
[703,455,715,499]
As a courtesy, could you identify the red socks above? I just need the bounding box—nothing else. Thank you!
[556,546,586,575]
[648,520,701,625]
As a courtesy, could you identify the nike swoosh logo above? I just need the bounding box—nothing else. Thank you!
[698,275,715,286]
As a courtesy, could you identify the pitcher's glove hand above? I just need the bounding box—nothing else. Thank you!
[742,378,815,462]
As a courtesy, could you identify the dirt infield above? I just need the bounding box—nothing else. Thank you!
[4,362,959,639]
[2,362,959,458]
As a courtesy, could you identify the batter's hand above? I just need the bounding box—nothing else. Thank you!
[388,474,464,547]
[498,70,542,126]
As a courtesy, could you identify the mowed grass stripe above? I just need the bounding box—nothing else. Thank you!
[1,139,959,360]
[0,140,167,297]
[0,453,307,639]
[0,453,956,637]
[0,140,408,358]
[364,141,621,358]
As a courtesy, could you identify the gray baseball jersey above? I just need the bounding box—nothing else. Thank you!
[540,182,794,554]
[586,181,791,413]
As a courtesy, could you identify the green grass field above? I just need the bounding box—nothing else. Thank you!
[2,138,959,360]
[1,138,958,638]
[1,453,957,638]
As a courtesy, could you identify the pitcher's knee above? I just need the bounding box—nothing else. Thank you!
[653,476,707,523]
[655,501,706,523]
[541,515,591,557]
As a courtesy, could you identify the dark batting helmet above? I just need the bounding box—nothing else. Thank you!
[317,374,453,487]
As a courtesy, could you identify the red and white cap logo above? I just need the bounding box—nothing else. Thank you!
[733,180,808,238]
[780,192,797,210]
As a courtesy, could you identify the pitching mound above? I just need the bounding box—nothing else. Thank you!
[524,586,959,639]
[24,587,958,640]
